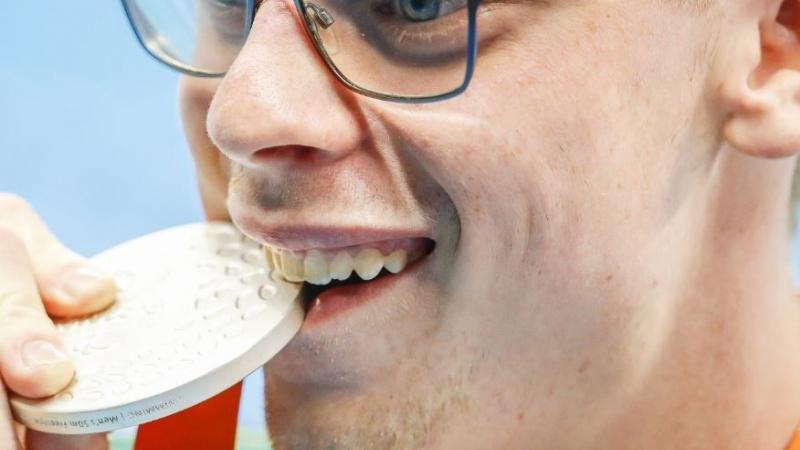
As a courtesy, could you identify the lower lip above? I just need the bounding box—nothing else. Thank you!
[301,255,430,328]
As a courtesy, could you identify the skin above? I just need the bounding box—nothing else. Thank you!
[1,0,800,449]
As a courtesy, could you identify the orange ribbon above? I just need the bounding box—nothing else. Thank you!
[133,382,242,450]
[787,425,800,450]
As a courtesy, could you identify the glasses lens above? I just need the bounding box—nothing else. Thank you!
[124,0,248,75]
[302,0,472,99]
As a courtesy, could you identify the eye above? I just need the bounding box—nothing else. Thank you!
[398,0,441,21]
[309,0,472,64]
[389,0,467,23]
[372,0,470,56]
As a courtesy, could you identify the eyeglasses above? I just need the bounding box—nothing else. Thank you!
[120,0,480,103]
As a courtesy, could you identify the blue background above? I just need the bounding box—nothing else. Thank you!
[0,2,268,448]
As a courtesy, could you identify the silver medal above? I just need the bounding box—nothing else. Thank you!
[10,222,302,434]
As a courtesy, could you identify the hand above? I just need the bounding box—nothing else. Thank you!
[0,193,116,450]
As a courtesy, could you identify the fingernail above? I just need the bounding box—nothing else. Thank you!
[56,266,107,302]
[21,340,70,368]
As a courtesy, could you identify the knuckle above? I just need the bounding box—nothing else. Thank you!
[0,291,44,326]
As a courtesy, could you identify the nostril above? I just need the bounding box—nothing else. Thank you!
[252,145,331,165]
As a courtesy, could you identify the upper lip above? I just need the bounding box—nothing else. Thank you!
[233,215,433,251]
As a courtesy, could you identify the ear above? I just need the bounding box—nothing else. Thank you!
[722,0,800,158]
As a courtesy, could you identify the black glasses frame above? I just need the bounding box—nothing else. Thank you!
[120,0,480,103]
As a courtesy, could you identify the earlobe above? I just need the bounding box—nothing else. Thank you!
[723,68,800,158]
[722,1,800,159]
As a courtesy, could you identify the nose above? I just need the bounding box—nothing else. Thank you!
[207,0,366,168]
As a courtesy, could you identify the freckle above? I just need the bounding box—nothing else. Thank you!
[578,359,591,374]
[605,274,614,282]
[517,412,525,422]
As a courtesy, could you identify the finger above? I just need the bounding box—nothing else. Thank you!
[0,225,74,398]
[0,384,23,450]
[26,431,109,450]
[0,194,116,317]
[14,421,25,446]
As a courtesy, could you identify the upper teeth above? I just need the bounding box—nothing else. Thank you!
[266,247,410,285]
[329,251,353,281]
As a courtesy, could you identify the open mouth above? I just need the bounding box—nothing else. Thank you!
[264,238,436,312]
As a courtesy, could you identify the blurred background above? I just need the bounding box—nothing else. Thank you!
[0,2,269,449]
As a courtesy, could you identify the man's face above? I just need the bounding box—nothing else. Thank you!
[180,1,730,448]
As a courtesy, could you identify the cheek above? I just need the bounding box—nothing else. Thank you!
[370,0,718,394]
[179,77,233,215]
[179,76,217,161]
[454,2,717,263]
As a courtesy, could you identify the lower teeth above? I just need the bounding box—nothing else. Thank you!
[301,269,390,307]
